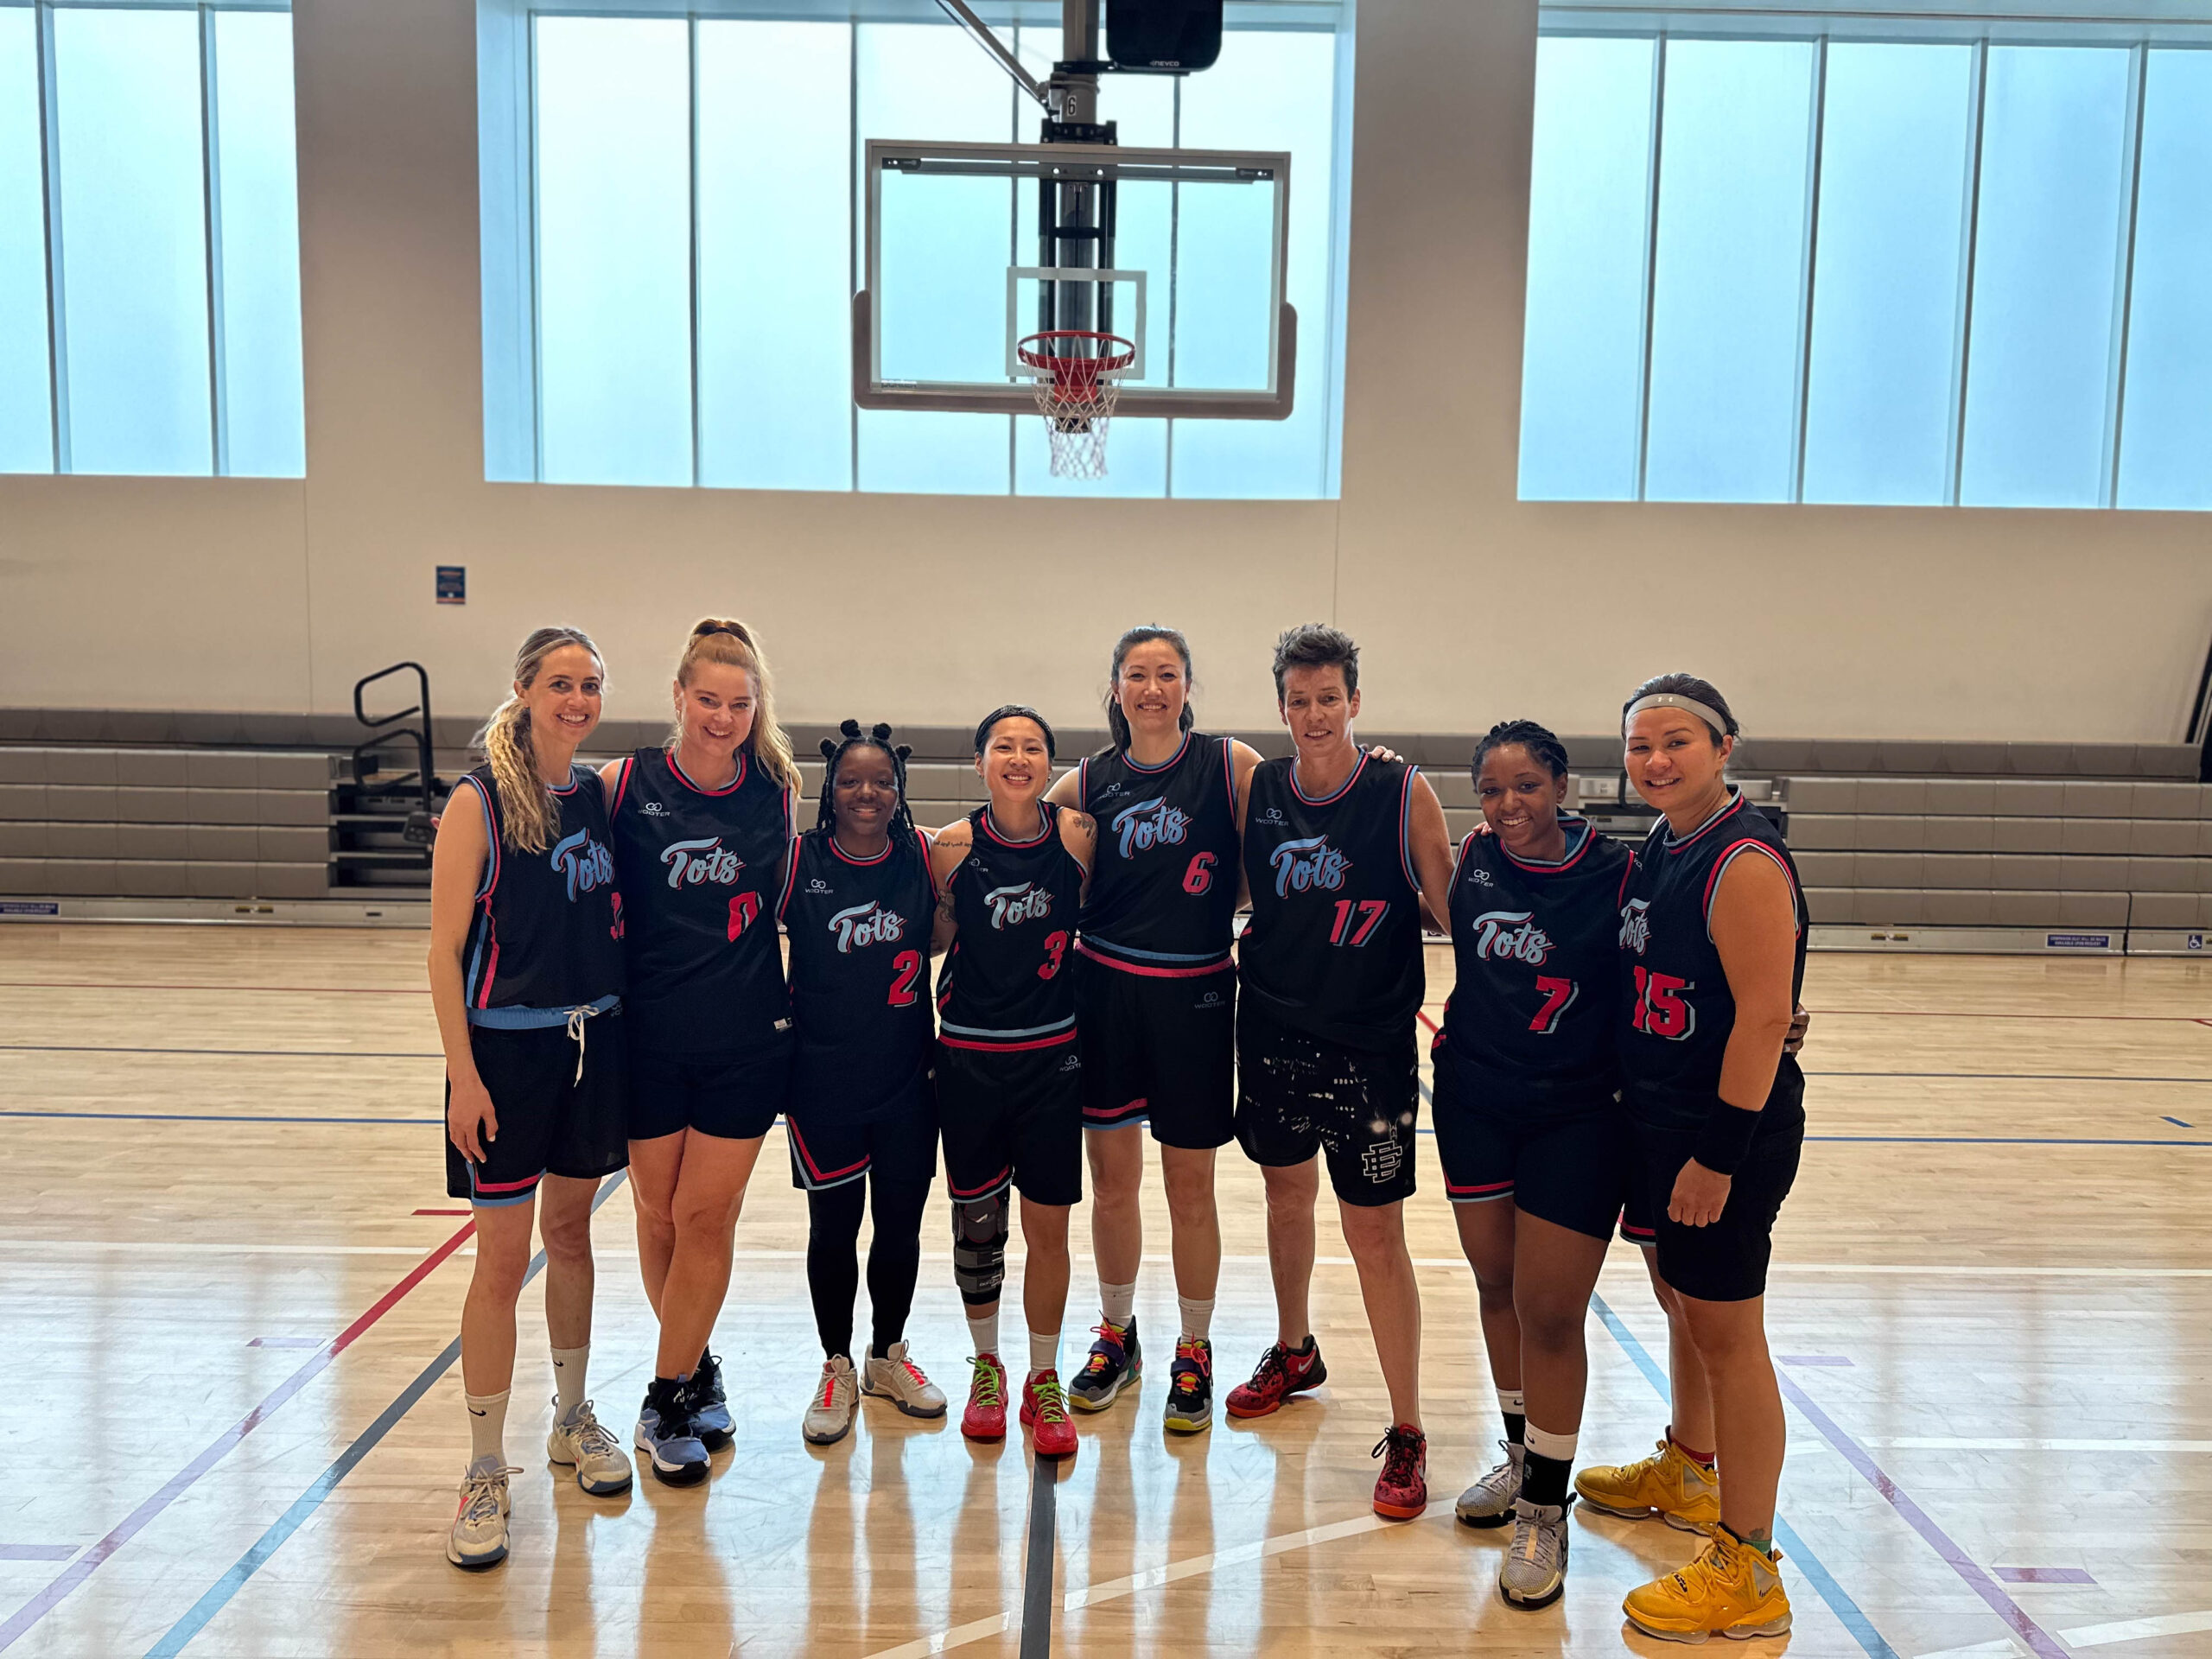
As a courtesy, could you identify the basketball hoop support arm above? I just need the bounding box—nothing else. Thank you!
[928,0,1104,126]
[928,0,1052,108]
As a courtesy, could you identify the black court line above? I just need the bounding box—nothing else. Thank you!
[0,1045,442,1058]
[1020,1452,1058,1659]
[145,1175,628,1657]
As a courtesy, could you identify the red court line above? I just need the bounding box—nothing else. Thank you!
[0,1216,476,1652]
[0,981,426,995]
[1417,1009,1440,1034]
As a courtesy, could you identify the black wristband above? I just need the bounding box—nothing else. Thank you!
[1692,1096,1762,1176]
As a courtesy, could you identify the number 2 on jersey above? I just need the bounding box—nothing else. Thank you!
[1038,930,1069,979]
[1327,899,1389,947]
[887,949,921,1007]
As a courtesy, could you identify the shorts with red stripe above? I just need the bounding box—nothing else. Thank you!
[1429,1037,1632,1243]
[936,1036,1084,1206]
[445,1014,630,1207]
[1073,948,1235,1149]
[785,1068,938,1192]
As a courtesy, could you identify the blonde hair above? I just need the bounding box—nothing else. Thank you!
[671,617,801,792]
[474,626,603,855]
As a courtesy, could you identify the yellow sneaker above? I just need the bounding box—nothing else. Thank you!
[1574,1436,1720,1532]
[1623,1529,1792,1643]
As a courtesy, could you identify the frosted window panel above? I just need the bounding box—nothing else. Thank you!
[535,17,691,487]
[856,23,1015,495]
[1643,39,1815,503]
[0,6,50,473]
[2117,50,2212,512]
[1802,43,1973,505]
[212,10,305,478]
[52,7,212,476]
[1174,29,1338,499]
[696,20,852,492]
[1517,35,1654,502]
[1959,47,2131,508]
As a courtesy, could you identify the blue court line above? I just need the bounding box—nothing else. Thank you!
[2164,1116,2196,1128]
[0,1045,442,1058]
[1587,1292,1901,1659]
[0,1110,440,1125]
[145,1174,627,1657]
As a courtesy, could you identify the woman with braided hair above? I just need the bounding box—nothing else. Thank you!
[778,721,946,1444]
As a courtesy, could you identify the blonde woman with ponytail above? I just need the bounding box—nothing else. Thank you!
[598,616,803,1485]
[428,626,633,1571]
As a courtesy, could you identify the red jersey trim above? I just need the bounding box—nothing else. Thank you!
[978,803,1055,848]
[1664,791,1746,855]
[1700,837,1802,943]
[1121,732,1192,774]
[1074,938,1235,978]
[670,748,746,797]
[1288,748,1368,806]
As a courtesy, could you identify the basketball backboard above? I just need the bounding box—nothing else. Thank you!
[854,137,1296,421]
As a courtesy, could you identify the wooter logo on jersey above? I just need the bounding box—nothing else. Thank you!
[1468,909,1555,965]
[1112,797,1190,858]
[1619,898,1653,953]
[659,836,746,888]
[550,829,616,900]
[1269,835,1351,897]
[983,881,1053,929]
[828,900,907,953]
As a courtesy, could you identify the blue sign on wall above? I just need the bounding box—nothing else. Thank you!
[436,566,466,604]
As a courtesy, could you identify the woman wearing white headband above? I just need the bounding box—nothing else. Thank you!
[1579,671,1808,1644]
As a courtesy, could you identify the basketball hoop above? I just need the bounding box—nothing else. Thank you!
[1017,330,1136,480]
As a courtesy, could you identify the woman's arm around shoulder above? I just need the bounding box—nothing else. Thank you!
[1405,772,1455,935]
[927,819,972,955]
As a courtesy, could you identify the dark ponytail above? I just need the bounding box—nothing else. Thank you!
[1622,671,1739,748]
[1102,625,1195,753]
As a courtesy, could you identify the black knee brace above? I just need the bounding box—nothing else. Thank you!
[951,1192,1008,1307]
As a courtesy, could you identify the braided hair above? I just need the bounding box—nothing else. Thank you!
[1471,718,1571,785]
[815,719,916,842]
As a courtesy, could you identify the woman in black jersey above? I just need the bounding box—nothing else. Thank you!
[779,721,946,1446]
[1045,626,1259,1435]
[929,706,1096,1463]
[429,626,632,1571]
[1586,673,1808,1645]
[599,617,802,1486]
[1433,721,1635,1609]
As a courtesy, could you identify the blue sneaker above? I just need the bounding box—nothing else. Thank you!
[633,1376,709,1486]
[690,1350,733,1451]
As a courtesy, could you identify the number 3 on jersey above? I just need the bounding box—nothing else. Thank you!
[1630,965,1695,1039]
[1038,930,1069,979]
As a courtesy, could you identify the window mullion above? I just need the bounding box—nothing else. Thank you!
[2103,39,2149,509]
[1789,34,1826,505]
[527,10,545,482]
[688,11,701,489]
[1946,37,1986,508]
[1632,30,1666,503]
[200,3,226,475]
[36,1,68,473]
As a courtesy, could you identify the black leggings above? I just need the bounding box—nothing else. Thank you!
[806,1175,931,1362]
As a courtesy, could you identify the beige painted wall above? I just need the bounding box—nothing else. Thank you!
[1,0,2206,742]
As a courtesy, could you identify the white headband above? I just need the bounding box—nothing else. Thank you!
[1625,691,1729,737]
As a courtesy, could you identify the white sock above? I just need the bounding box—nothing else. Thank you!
[465,1389,510,1467]
[550,1344,588,1420]
[1525,1422,1580,1461]
[1497,1387,1526,1417]
[1029,1328,1059,1376]
[1177,1295,1215,1341]
[1099,1280,1137,1327]
[967,1306,1001,1359]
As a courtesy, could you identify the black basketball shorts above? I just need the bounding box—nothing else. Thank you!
[1630,1099,1806,1303]
[1074,950,1236,1149]
[786,1069,939,1192]
[1231,1003,1418,1208]
[445,1012,629,1206]
[1429,1042,1634,1243]
[626,1033,793,1143]
[936,1037,1084,1206]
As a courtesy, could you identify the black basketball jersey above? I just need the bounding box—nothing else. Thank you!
[1617,791,1808,1130]
[936,804,1085,1051]
[1238,752,1425,1051]
[1075,732,1241,976]
[607,746,795,1057]
[1438,815,1633,1103]
[458,763,625,1014]
[779,824,936,1116]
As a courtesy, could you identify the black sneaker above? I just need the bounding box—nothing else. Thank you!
[1163,1336,1213,1434]
[633,1376,709,1486]
[690,1350,733,1451]
[1069,1319,1141,1412]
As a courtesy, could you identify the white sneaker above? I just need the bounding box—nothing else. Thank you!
[546,1398,633,1496]
[1456,1440,1524,1529]
[1497,1495,1573,1609]
[861,1341,948,1420]
[447,1457,518,1570]
[804,1355,860,1446]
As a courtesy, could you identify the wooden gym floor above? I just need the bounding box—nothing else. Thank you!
[0,925,2206,1657]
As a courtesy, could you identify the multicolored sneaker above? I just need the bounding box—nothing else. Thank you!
[1224,1338,1327,1420]
[1163,1337,1213,1434]
[634,1376,709,1486]
[446,1457,518,1570]
[1070,1319,1141,1412]
[1456,1440,1524,1529]
[545,1398,633,1496]
[1020,1369,1077,1460]
[804,1355,859,1446]
[962,1353,1008,1443]
[1575,1436,1721,1532]
[862,1340,948,1419]
[690,1350,734,1451]
[1372,1423,1428,1518]
[1623,1529,1793,1643]
[1498,1495,1573,1609]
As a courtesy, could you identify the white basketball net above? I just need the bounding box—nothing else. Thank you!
[1021,334,1134,480]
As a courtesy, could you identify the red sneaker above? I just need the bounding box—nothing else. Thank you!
[1224,1338,1328,1420]
[1020,1369,1078,1460]
[962,1353,1007,1443]
[1371,1423,1428,1519]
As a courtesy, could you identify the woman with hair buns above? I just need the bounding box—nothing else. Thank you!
[429,626,632,1571]
[600,618,803,1486]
